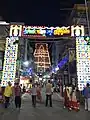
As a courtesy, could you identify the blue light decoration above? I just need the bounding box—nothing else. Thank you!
[21,68,32,76]
[52,68,55,73]
[46,29,54,36]
[27,68,32,75]
[58,55,68,68]
[23,28,28,34]
[51,56,68,73]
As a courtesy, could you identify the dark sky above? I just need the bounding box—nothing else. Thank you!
[0,0,84,26]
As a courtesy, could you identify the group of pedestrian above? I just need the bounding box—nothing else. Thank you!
[0,79,53,109]
[63,83,90,112]
[31,80,53,107]
[1,79,90,112]
[3,81,21,110]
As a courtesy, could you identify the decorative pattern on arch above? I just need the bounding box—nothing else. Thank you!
[1,37,19,86]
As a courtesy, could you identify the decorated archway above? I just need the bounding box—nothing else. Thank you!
[1,24,88,91]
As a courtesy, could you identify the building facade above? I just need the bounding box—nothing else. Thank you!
[69,3,90,35]
[0,21,9,83]
[34,43,51,73]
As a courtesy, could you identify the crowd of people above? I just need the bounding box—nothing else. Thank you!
[0,80,90,112]
[63,83,90,112]
[30,80,53,107]
[0,80,53,109]
[63,85,80,111]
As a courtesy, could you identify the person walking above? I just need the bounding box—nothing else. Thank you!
[4,82,12,108]
[83,83,90,111]
[37,84,42,103]
[70,87,80,111]
[63,86,71,110]
[45,80,53,107]
[0,86,3,104]
[63,86,69,108]
[31,83,37,107]
[23,86,26,93]
[14,82,21,110]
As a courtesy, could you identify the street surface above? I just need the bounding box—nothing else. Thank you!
[0,92,90,120]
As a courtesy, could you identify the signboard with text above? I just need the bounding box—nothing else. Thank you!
[9,25,85,38]
[21,26,71,38]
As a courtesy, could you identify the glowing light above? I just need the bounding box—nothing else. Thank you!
[0,21,9,25]
[22,26,71,37]
[76,37,90,91]
[71,26,84,37]
[55,67,59,71]
[23,61,29,67]
[54,26,70,36]
[10,25,22,37]
[1,37,19,86]
[34,43,51,73]
[58,56,68,68]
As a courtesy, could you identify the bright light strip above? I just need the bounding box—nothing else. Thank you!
[23,61,29,67]
[58,55,68,68]
[1,37,19,86]
[0,21,9,25]
[76,37,90,91]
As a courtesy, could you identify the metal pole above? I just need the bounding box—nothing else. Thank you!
[25,39,27,61]
[85,0,90,36]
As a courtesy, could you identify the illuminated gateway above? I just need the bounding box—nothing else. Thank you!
[34,43,51,73]
[1,23,89,91]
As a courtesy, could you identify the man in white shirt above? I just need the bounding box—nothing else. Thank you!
[31,84,37,107]
[45,80,53,107]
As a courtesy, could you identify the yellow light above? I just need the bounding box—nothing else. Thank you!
[54,27,70,36]
[36,30,40,34]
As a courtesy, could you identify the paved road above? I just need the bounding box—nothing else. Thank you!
[0,93,90,120]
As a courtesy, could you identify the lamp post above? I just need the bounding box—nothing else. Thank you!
[85,0,90,36]
[23,61,29,67]
[25,39,27,61]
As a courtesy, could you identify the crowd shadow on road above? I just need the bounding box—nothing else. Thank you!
[1,93,90,120]
[0,107,20,120]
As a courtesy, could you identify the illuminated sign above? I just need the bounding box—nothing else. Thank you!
[1,37,19,86]
[76,37,90,91]
[9,24,85,38]
[71,26,84,37]
[10,25,22,37]
[22,26,71,37]
[54,27,70,36]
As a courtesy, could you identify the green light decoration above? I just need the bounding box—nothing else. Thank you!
[84,37,90,45]
[27,29,35,34]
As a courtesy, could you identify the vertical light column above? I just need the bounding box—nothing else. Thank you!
[76,37,90,91]
[1,37,19,86]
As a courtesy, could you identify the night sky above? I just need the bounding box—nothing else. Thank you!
[0,0,84,26]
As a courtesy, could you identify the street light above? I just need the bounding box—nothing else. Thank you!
[55,67,59,71]
[0,21,9,25]
[23,61,29,67]
[85,0,90,36]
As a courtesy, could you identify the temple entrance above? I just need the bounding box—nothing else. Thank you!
[1,24,88,91]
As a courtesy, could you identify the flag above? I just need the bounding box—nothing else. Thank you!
[69,49,75,62]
